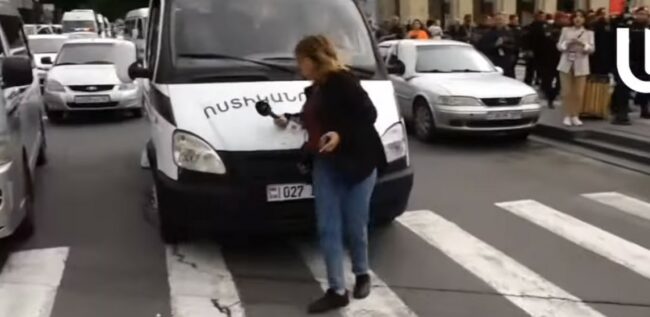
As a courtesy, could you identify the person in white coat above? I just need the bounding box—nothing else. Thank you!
[556,10,595,126]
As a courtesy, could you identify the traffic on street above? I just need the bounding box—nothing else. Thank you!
[1,0,650,317]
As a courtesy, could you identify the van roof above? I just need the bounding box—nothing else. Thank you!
[63,10,97,20]
[28,34,69,40]
[0,0,21,17]
[126,8,149,19]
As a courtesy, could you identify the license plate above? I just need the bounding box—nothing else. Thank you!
[75,95,110,103]
[487,111,523,120]
[267,184,313,202]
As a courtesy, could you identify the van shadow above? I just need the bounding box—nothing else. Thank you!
[48,111,143,127]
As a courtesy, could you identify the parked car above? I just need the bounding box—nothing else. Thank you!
[43,38,143,122]
[379,39,541,140]
[23,24,54,35]
[67,31,99,40]
[28,34,69,90]
[0,2,48,240]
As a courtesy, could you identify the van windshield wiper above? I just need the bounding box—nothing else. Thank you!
[178,53,295,74]
[260,56,376,77]
[450,69,483,73]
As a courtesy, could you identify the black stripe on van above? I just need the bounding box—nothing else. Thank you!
[151,86,176,125]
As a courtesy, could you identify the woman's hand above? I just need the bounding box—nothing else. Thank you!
[319,131,340,153]
[274,115,289,128]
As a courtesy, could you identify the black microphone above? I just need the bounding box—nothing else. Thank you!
[255,101,280,119]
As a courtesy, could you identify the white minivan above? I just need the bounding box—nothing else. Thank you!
[115,0,413,242]
[124,8,148,59]
[61,9,99,34]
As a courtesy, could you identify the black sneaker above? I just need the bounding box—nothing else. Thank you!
[353,274,371,299]
[308,289,349,314]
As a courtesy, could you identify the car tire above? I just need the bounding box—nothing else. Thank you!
[155,179,189,244]
[413,99,436,142]
[46,110,64,124]
[132,109,144,118]
[508,131,531,142]
[37,119,47,166]
[14,158,34,240]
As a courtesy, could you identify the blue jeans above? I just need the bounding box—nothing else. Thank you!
[312,158,377,292]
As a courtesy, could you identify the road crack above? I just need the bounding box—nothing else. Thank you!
[171,245,198,269]
[210,299,240,317]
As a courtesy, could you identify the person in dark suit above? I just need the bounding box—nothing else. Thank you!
[477,13,518,78]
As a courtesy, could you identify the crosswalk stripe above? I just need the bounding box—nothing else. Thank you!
[298,243,417,317]
[583,192,650,222]
[398,210,605,317]
[497,200,650,280]
[0,247,69,317]
[166,244,245,317]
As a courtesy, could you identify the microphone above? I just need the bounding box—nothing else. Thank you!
[255,101,280,119]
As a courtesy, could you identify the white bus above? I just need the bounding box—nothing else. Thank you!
[62,9,99,34]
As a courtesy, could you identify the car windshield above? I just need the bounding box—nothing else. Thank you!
[169,0,377,78]
[28,37,67,54]
[416,45,495,73]
[62,20,96,33]
[56,43,119,65]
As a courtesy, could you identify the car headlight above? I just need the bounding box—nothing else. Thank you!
[172,131,226,174]
[45,80,65,92]
[382,122,408,164]
[119,83,137,90]
[520,94,539,104]
[436,96,483,106]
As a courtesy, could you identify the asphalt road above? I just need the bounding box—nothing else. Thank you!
[1,114,650,317]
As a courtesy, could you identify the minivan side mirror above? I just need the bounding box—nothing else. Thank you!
[495,66,504,75]
[3,56,34,88]
[128,62,152,79]
[387,60,406,75]
[41,56,53,65]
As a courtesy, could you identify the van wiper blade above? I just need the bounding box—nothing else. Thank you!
[450,69,482,73]
[179,53,295,74]
[260,56,376,76]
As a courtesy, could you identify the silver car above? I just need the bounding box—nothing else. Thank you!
[42,38,143,122]
[28,34,69,90]
[379,40,542,141]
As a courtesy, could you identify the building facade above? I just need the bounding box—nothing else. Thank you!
[375,0,650,25]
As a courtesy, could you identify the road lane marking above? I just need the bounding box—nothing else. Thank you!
[497,200,650,281]
[298,243,417,317]
[398,210,605,317]
[583,192,650,222]
[0,247,69,317]
[166,244,245,317]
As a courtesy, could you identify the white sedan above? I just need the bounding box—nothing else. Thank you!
[379,40,541,141]
[42,38,143,122]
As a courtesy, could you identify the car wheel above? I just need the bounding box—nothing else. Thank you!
[132,109,144,118]
[14,158,34,240]
[46,110,64,123]
[508,131,531,142]
[414,99,436,142]
[37,118,47,166]
[155,180,189,244]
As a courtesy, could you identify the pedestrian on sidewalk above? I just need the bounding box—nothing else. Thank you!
[408,19,430,39]
[538,12,567,109]
[557,10,595,126]
[274,35,386,314]
[477,13,518,78]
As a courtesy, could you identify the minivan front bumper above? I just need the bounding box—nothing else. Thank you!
[153,158,413,235]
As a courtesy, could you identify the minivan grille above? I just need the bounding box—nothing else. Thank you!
[68,85,114,92]
[68,102,119,108]
[482,97,521,107]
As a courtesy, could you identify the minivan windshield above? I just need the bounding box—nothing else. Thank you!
[56,43,119,65]
[169,0,378,80]
[62,20,96,33]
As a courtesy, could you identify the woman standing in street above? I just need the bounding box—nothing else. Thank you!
[274,35,386,314]
[407,19,431,39]
[557,10,595,126]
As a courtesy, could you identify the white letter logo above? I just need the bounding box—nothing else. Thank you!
[617,28,650,93]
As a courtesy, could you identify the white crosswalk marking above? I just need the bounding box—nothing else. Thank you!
[166,244,245,317]
[583,192,650,222]
[398,210,605,317]
[0,247,69,317]
[299,243,417,317]
[497,200,650,280]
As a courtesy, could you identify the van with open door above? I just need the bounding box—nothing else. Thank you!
[115,0,414,242]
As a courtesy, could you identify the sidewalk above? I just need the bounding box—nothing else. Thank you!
[533,104,650,166]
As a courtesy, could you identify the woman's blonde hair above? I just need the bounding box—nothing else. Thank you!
[294,35,346,82]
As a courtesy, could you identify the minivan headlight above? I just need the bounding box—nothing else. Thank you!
[520,94,539,105]
[119,83,136,91]
[172,131,226,174]
[436,96,483,107]
[382,122,408,164]
[45,80,65,92]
